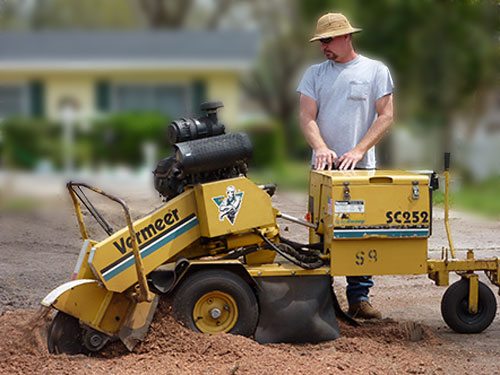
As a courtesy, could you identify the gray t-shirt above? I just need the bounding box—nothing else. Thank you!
[297,54,394,168]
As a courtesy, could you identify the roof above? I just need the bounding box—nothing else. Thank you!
[0,30,259,71]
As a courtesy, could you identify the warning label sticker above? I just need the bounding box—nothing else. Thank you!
[334,200,365,213]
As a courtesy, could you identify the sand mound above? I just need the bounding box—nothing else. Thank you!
[0,302,455,375]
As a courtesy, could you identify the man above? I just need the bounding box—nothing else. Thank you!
[297,13,394,319]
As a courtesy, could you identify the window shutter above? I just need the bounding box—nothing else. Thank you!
[96,81,111,112]
[29,80,45,117]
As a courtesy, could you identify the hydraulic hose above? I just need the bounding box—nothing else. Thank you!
[257,232,324,270]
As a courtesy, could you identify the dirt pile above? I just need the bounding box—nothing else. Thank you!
[1,302,471,375]
[0,308,53,373]
[1,191,499,374]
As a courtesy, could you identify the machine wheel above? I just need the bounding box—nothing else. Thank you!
[441,279,497,333]
[47,312,87,354]
[172,269,258,336]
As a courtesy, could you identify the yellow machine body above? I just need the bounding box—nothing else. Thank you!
[43,169,500,353]
[44,177,279,345]
[90,189,201,293]
[89,176,277,291]
[194,177,276,237]
[309,170,430,276]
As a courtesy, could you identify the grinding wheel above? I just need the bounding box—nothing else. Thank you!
[47,312,87,355]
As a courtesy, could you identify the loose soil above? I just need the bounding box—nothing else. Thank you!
[1,178,499,374]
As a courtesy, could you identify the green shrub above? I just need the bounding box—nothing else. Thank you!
[240,119,285,169]
[0,112,172,170]
[1,117,62,170]
[90,112,171,167]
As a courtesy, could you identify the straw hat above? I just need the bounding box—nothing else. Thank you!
[310,13,362,42]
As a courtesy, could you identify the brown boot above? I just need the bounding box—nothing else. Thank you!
[348,301,382,320]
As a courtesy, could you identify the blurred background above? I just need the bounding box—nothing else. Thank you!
[0,0,498,216]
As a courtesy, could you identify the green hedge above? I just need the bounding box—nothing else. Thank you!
[90,112,171,168]
[241,120,285,169]
[1,117,62,170]
[0,112,171,170]
[1,115,290,171]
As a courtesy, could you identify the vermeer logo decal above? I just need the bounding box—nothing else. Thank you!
[112,209,180,254]
[212,185,244,225]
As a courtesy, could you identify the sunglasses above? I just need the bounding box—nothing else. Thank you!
[319,37,333,44]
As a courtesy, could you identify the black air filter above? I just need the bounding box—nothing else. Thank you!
[174,133,252,174]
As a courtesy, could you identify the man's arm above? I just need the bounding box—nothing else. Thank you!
[299,94,337,170]
[337,94,394,170]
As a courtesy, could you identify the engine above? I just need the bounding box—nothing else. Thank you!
[154,101,252,200]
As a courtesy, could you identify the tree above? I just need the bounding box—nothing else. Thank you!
[1,0,244,31]
[136,0,193,28]
[137,0,238,29]
[241,0,314,154]
[29,0,139,30]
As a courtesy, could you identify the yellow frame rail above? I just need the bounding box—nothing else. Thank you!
[428,250,500,289]
[67,181,154,303]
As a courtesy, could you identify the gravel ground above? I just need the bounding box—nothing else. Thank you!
[0,174,499,374]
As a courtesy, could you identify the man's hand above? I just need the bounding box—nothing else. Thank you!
[338,148,365,170]
[314,147,338,170]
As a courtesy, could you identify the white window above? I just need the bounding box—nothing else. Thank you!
[113,84,191,118]
[0,84,28,119]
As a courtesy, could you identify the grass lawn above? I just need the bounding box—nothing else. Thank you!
[433,176,500,219]
[248,161,310,192]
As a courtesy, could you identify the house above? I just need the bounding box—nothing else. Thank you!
[0,30,259,125]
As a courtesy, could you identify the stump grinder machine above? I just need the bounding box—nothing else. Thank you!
[43,102,500,354]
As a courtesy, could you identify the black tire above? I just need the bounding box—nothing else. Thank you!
[172,269,258,337]
[47,312,87,355]
[441,279,497,333]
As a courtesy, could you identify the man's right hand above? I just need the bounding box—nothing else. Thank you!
[314,147,338,170]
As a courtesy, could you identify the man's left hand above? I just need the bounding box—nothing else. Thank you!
[338,148,365,170]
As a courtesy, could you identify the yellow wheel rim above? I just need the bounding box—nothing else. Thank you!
[193,291,238,333]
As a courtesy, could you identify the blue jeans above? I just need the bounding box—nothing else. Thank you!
[346,276,374,305]
[344,167,374,304]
